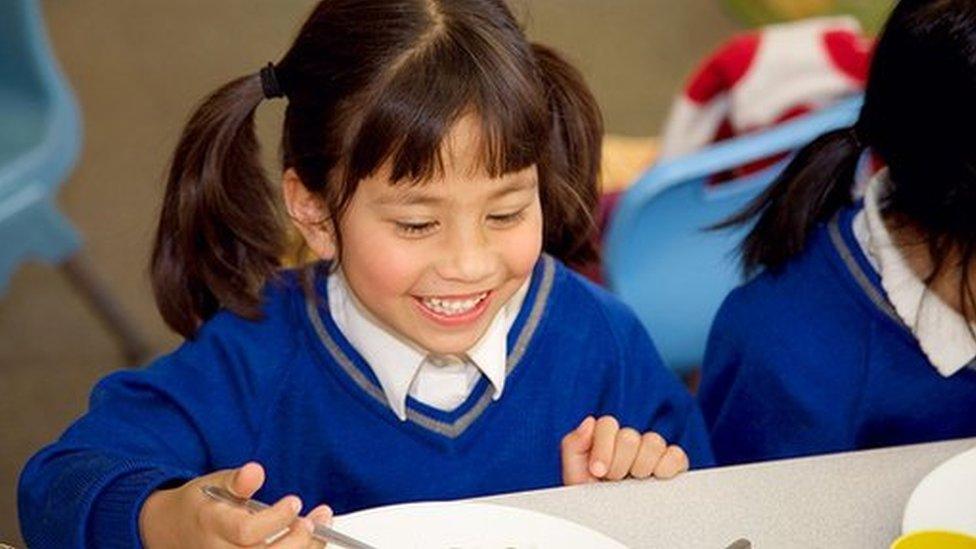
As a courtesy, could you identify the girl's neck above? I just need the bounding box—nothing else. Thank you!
[884,212,976,321]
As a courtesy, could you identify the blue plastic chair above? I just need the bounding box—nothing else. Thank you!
[1,0,149,363]
[604,96,863,376]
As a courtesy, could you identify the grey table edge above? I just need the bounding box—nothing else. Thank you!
[477,437,976,549]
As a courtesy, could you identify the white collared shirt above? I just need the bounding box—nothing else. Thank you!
[853,169,976,376]
[327,268,531,420]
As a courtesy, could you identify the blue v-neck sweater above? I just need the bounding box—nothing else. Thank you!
[698,207,976,466]
[20,255,713,548]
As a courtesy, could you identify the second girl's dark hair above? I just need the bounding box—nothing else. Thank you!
[723,0,976,297]
[151,0,603,338]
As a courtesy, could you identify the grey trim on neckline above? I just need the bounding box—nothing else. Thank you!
[827,213,906,328]
[830,215,976,374]
[305,255,557,438]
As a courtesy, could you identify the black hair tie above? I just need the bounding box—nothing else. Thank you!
[260,62,284,99]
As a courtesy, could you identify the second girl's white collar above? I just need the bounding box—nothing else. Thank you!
[856,169,976,376]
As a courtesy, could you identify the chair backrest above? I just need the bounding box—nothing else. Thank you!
[0,0,81,200]
[0,1,45,99]
[604,96,863,375]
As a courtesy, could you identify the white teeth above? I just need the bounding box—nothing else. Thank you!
[421,292,488,316]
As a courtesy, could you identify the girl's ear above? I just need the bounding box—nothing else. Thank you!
[283,169,336,260]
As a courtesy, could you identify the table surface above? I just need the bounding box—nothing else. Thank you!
[482,437,976,549]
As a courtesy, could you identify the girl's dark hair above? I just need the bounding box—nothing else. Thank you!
[152,0,603,338]
[724,0,976,324]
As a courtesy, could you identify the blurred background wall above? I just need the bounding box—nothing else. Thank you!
[0,0,744,542]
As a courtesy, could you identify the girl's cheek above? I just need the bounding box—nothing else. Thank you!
[361,250,422,295]
[507,219,544,274]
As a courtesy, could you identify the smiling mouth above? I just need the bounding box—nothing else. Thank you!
[418,291,490,317]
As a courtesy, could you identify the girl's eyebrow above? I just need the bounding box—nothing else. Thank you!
[375,177,537,207]
[489,178,538,200]
[375,191,443,207]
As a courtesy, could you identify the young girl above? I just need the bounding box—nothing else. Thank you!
[19,1,713,546]
[698,0,976,466]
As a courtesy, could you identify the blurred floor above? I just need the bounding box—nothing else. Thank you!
[1,0,737,542]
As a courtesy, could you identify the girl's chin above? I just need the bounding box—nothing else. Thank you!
[412,332,485,355]
[406,317,494,355]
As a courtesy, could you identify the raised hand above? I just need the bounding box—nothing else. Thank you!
[560,416,689,485]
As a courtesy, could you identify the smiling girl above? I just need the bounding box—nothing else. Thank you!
[19,1,712,547]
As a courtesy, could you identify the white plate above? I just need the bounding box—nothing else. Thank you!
[902,445,976,535]
[332,501,629,548]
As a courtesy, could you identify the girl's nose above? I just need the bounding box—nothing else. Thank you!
[437,226,495,283]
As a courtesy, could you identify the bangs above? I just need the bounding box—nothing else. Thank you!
[342,26,551,188]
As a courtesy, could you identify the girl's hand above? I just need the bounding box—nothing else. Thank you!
[139,461,334,547]
[560,416,689,485]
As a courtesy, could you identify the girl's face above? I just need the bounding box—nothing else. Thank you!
[336,116,543,354]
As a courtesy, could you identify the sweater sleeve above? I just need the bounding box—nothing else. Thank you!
[602,302,716,469]
[18,316,289,548]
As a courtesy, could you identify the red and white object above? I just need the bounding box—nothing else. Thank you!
[660,16,872,164]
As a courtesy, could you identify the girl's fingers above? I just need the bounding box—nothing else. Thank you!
[210,493,303,546]
[630,432,668,479]
[560,416,596,456]
[227,462,266,499]
[606,428,641,480]
[304,535,329,549]
[307,504,334,526]
[198,461,279,544]
[304,505,334,548]
[264,517,315,548]
[560,416,597,485]
[588,416,620,479]
[652,445,689,479]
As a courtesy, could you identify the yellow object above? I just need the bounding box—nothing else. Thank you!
[762,0,837,20]
[891,530,976,549]
[600,134,659,193]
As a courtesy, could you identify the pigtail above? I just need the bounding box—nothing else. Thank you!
[717,126,865,274]
[531,43,603,268]
[151,75,285,338]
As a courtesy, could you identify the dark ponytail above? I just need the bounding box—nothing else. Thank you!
[719,126,865,273]
[151,75,285,338]
[724,0,976,287]
[532,43,603,268]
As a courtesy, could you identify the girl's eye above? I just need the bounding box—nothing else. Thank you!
[487,209,527,227]
[395,221,438,236]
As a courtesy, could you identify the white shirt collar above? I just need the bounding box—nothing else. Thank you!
[855,169,976,376]
[327,267,531,419]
